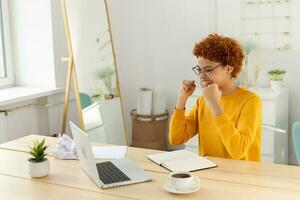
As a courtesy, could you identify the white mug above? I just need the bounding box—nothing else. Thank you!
[169,171,195,190]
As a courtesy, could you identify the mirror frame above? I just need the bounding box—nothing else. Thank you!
[59,0,129,145]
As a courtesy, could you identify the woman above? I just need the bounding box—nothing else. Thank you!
[169,34,262,161]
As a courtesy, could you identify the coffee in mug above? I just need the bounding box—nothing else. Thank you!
[172,173,191,179]
[169,171,194,190]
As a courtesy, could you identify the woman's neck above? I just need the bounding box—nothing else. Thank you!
[219,81,238,96]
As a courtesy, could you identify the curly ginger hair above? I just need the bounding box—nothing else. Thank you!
[193,34,245,78]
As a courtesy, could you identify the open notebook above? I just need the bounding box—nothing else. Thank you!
[147,150,217,172]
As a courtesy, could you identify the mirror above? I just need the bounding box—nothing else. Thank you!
[61,0,127,145]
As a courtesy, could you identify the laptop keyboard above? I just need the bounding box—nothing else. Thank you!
[96,161,131,184]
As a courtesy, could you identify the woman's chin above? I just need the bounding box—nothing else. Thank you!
[200,81,214,88]
[200,83,209,88]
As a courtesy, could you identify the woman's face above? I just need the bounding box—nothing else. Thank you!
[197,57,233,88]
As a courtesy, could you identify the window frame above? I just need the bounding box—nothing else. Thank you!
[0,0,14,88]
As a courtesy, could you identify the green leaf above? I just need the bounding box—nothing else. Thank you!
[27,139,48,162]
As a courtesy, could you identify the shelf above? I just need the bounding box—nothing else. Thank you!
[239,0,292,50]
[241,0,290,5]
[241,16,290,20]
[240,32,290,35]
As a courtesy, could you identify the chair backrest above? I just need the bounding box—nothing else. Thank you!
[80,93,92,109]
[98,97,127,145]
[292,122,300,164]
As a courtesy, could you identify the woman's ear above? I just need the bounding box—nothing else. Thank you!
[225,65,234,75]
[224,65,234,78]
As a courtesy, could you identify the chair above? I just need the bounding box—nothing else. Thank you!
[262,124,286,163]
[80,93,92,109]
[292,122,300,165]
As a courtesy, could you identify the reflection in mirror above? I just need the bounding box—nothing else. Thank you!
[64,0,127,145]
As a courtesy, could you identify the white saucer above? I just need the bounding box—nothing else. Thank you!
[163,177,200,194]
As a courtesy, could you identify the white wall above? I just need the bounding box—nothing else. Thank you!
[8,0,57,88]
[108,0,216,143]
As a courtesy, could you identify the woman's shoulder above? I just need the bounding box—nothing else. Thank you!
[196,95,205,104]
[239,88,262,105]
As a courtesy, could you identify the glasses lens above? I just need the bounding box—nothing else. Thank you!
[193,66,200,75]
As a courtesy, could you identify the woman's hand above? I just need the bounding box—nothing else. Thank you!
[203,84,224,116]
[200,74,213,88]
[176,80,196,109]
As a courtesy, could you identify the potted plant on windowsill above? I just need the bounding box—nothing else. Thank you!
[268,69,286,92]
[27,139,50,178]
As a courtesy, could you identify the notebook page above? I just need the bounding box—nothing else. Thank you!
[147,150,198,165]
[162,157,217,172]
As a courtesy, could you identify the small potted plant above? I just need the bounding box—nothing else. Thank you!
[268,68,286,92]
[27,139,50,178]
[96,66,116,100]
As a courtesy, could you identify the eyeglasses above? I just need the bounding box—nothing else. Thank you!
[192,63,223,75]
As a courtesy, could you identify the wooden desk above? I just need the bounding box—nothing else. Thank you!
[0,174,127,200]
[0,135,300,199]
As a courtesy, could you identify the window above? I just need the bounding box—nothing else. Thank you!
[0,0,14,88]
[0,0,7,79]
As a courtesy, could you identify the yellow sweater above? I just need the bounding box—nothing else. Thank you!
[169,88,262,161]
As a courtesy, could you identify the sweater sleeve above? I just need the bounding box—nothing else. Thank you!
[214,96,262,159]
[168,99,199,145]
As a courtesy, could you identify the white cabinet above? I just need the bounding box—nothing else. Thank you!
[250,88,289,164]
[0,99,49,143]
[0,90,78,144]
[184,87,289,164]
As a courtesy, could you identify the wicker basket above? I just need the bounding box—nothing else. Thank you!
[130,109,169,150]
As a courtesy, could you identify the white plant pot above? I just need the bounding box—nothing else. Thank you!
[27,158,50,178]
[270,80,283,92]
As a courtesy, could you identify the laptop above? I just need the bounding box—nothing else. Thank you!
[70,121,152,189]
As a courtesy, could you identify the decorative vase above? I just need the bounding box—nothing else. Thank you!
[27,158,50,178]
[270,80,283,92]
[104,93,114,100]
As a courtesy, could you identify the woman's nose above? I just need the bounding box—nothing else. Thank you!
[200,72,209,79]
